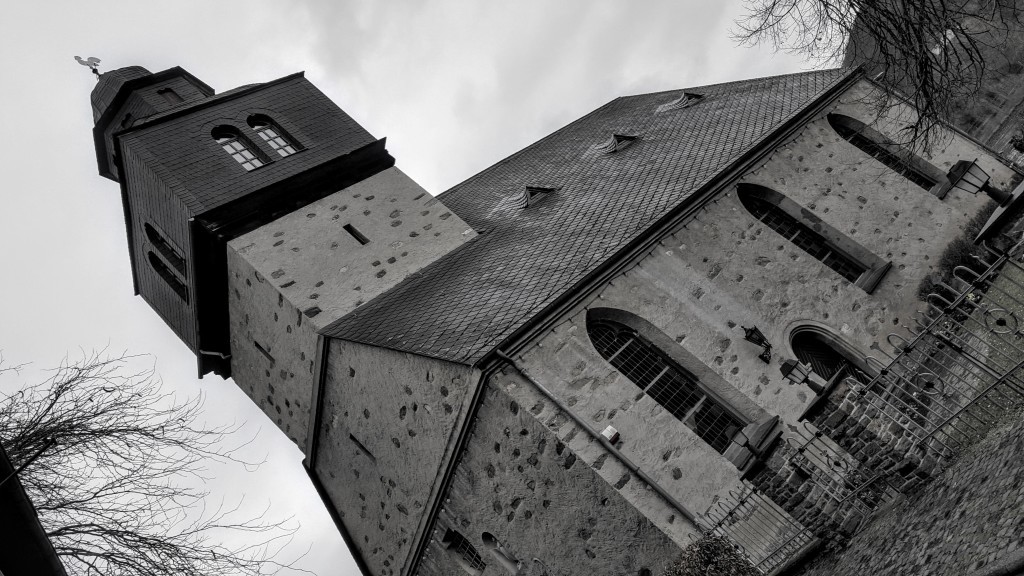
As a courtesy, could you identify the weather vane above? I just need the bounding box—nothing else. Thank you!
[75,56,102,80]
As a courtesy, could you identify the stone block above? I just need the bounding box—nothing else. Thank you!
[783,492,806,511]
[849,404,867,422]
[839,510,864,536]
[821,409,847,431]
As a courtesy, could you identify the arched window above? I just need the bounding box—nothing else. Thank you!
[148,251,188,303]
[481,533,520,574]
[587,317,744,453]
[827,113,945,192]
[144,223,185,275]
[212,126,265,171]
[247,114,299,157]
[441,529,485,576]
[738,184,891,293]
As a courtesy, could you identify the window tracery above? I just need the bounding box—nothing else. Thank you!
[247,114,299,157]
[212,125,266,171]
[588,318,744,453]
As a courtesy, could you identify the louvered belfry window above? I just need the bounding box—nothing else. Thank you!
[148,251,188,303]
[589,320,743,453]
[212,126,265,171]
[144,223,185,275]
[745,195,865,282]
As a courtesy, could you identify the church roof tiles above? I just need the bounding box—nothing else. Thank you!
[321,68,854,364]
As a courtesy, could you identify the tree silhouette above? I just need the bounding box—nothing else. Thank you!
[736,0,1024,149]
[0,352,307,576]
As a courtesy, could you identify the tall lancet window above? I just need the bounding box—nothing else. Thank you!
[827,113,944,192]
[587,317,744,453]
[212,125,265,171]
[738,184,891,293]
[247,114,299,157]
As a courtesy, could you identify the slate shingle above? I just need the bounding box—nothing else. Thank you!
[322,69,853,364]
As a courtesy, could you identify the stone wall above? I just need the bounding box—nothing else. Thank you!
[316,339,478,576]
[504,77,1015,538]
[227,167,475,446]
[417,373,683,576]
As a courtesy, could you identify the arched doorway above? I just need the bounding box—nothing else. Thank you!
[791,328,873,387]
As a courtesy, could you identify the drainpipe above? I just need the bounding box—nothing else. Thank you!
[493,350,701,528]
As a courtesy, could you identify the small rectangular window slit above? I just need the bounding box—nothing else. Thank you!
[349,434,377,463]
[253,340,275,366]
[343,224,369,245]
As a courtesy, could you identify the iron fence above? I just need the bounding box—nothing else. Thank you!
[700,483,815,574]
[862,239,1024,459]
[707,237,1024,573]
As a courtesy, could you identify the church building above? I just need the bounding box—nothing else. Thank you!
[88,63,1019,576]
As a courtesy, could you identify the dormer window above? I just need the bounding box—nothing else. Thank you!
[247,114,299,157]
[595,134,638,154]
[157,87,184,106]
[657,92,704,113]
[212,126,266,171]
[513,185,558,209]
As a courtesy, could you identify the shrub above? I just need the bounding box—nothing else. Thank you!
[665,534,760,576]
[916,200,997,300]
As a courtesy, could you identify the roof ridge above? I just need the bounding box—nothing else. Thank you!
[620,66,850,100]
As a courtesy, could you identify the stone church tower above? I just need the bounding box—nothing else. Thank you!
[90,64,1020,576]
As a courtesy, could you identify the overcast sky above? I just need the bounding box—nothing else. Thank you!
[0,2,818,574]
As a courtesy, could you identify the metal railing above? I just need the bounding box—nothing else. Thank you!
[708,237,1024,572]
[861,239,1024,460]
[700,484,814,574]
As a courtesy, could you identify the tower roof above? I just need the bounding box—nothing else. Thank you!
[90,66,152,122]
[322,68,856,364]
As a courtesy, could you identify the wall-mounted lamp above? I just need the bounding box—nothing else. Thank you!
[779,359,824,394]
[946,159,1024,242]
[742,325,772,363]
[947,160,1011,203]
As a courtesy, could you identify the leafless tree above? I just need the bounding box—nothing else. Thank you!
[0,352,308,576]
[735,0,1024,149]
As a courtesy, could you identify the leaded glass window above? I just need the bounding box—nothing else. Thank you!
[745,195,865,282]
[589,320,744,453]
[212,126,265,171]
[247,115,298,157]
[828,114,938,190]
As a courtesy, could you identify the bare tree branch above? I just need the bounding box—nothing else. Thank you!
[0,351,311,576]
[735,0,1024,150]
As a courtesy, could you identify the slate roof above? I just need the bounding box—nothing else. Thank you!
[322,68,854,364]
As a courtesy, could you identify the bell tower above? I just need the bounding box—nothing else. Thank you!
[90,65,474,446]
